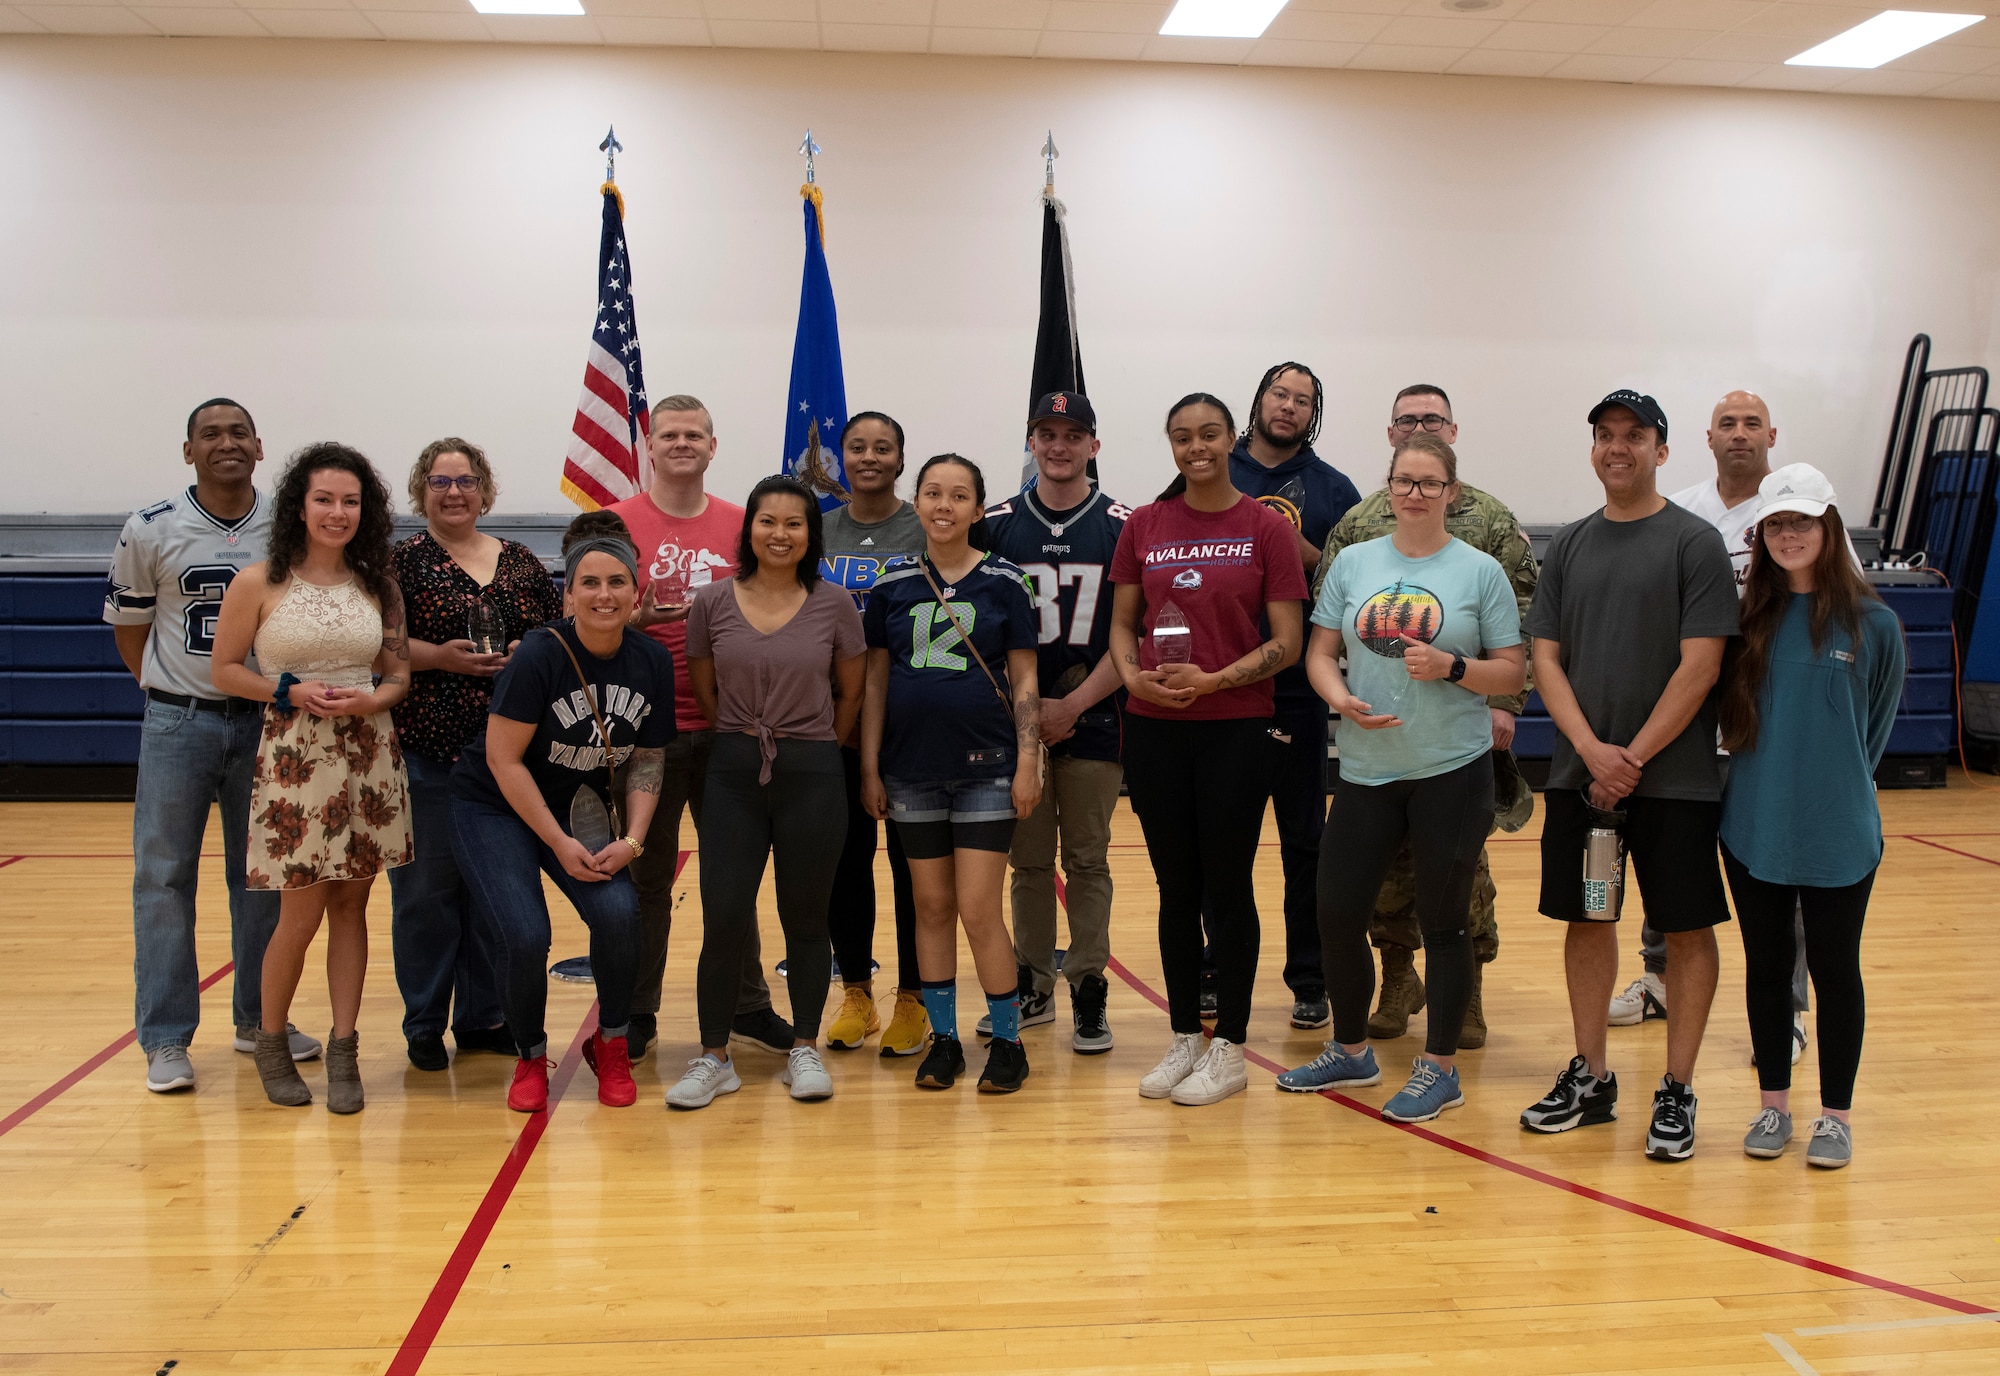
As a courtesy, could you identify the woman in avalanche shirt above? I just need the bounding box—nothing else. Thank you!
[1108,394,1306,1106]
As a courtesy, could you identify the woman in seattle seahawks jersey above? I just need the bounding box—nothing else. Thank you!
[860,454,1041,1094]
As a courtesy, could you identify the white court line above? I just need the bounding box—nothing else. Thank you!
[1795,1312,2000,1337]
[1763,1334,1819,1374]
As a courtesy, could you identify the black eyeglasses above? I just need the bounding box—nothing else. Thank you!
[427,475,482,493]
[1391,414,1451,434]
[1762,513,1817,536]
[1389,476,1450,498]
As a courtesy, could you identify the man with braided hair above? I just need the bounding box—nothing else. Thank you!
[1315,384,1538,1047]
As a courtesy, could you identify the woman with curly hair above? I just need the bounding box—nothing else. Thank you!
[213,442,415,1113]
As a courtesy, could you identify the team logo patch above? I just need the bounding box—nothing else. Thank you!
[1051,395,1068,413]
[1171,568,1203,590]
[1256,493,1304,529]
[1356,581,1442,658]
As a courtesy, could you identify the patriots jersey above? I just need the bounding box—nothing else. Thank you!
[103,486,272,699]
[985,484,1131,762]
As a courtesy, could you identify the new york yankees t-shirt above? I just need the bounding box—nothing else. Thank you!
[1107,494,1308,722]
[861,552,1038,783]
[607,491,743,733]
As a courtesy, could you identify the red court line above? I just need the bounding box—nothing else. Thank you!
[386,848,689,1376]
[0,961,234,1139]
[1901,836,2000,868]
[0,853,223,860]
[0,856,22,870]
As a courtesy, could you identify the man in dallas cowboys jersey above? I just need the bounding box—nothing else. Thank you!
[103,398,315,1095]
[982,391,1129,1054]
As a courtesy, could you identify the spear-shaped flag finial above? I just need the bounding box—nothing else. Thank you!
[798,128,823,185]
[1042,131,1059,192]
[600,125,623,183]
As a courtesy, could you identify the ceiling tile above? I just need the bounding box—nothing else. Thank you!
[703,0,812,19]
[1944,18,2000,48]
[0,2,45,25]
[1641,55,1762,85]
[481,12,601,40]
[928,24,1040,54]
[1283,0,1401,13]
[707,15,818,43]
[1734,3,1871,40]
[1930,72,2000,100]
[357,0,468,16]
[1447,46,1566,76]
[1514,0,1647,21]
[18,3,155,29]
[932,0,1047,29]
[1044,1,1162,34]
[1263,8,1387,43]
[1736,61,1845,92]
[129,6,268,34]
[1546,51,1667,82]
[1140,32,1253,61]
[817,0,929,23]
[1626,0,1767,29]
[255,7,378,34]
[1688,29,1810,63]
[1244,35,1361,65]
[1372,13,1499,47]
[594,15,712,42]
[1885,42,2000,76]
[1585,24,1704,58]
[232,0,359,12]
[1478,21,1607,54]
[820,19,926,48]
[1347,41,1460,72]
[1036,27,1147,57]
[1833,67,1955,96]
[364,9,489,37]
[584,0,704,15]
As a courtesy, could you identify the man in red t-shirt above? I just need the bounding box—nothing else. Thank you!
[608,394,791,1059]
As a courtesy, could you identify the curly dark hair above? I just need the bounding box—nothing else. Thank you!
[266,442,398,607]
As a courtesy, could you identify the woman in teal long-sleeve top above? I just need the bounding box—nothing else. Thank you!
[1716,464,1904,1172]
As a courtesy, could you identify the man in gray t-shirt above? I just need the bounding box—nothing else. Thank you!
[1518,390,1738,1164]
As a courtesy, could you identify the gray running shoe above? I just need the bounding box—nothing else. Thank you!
[1806,1116,1853,1169]
[1742,1107,1794,1158]
[145,1045,195,1093]
[665,1054,742,1110]
[782,1046,834,1101]
[235,1023,323,1061]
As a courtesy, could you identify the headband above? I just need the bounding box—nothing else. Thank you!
[564,536,639,585]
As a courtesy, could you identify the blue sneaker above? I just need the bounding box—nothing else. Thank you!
[1276,1042,1381,1093]
[1381,1058,1465,1123]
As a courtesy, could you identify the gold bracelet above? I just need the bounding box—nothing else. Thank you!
[620,835,646,858]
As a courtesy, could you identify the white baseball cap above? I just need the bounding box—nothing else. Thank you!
[1754,463,1837,523]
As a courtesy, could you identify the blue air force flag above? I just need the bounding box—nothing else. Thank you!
[785,186,849,511]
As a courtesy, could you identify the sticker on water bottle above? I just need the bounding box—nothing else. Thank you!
[1583,880,1609,912]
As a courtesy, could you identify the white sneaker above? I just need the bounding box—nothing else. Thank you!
[664,1054,742,1110]
[1608,972,1667,1027]
[145,1045,195,1093]
[234,1023,323,1061]
[1138,1032,1206,1099]
[782,1046,834,1101]
[1171,1038,1249,1105]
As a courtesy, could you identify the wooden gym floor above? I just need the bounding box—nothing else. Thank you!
[2,784,1998,1375]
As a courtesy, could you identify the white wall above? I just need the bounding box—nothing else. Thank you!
[3,35,1998,522]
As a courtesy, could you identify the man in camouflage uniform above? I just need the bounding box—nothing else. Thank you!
[1314,384,1538,1048]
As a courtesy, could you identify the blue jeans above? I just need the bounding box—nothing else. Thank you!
[132,698,280,1052]
[388,750,504,1040]
[449,792,638,1057]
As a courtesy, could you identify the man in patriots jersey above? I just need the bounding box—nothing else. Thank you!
[983,391,1130,1054]
[103,398,316,1095]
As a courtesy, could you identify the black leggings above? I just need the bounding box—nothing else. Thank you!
[1122,714,1278,1046]
[695,735,846,1048]
[828,746,918,989]
[1320,754,1493,1057]
[1721,842,1873,1110]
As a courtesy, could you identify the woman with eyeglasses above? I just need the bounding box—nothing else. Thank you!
[1717,465,1902,1170]
[1277,434,1524,1124]
[388,440,561,1072]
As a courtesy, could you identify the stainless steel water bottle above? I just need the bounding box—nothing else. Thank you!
[1581,805,1626,921]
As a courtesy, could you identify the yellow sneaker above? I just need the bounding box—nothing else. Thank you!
[878,988,929,1058]
[825,983,879,1051]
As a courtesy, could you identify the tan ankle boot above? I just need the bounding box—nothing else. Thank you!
[325,1031,363,1115]
[255,1029,311,1107]
[1367,945,1426,1040]
[1458,961,1488,1050]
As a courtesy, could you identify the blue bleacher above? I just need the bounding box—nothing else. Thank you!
[0,575,141,765]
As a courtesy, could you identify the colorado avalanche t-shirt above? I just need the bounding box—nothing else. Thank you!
[606,491,743,734]
[862,552,1038,782]
[1108,495,1309,721]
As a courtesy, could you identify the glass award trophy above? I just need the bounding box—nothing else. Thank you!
[651,566,691,613]
[1151,600,1192,667]
[468,600,504,655]
[568,785,614,854]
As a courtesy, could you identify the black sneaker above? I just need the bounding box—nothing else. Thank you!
[1646,1075,1698,1161]
[1070,974,1115,1054]
[406,1032,449,1072]
[729,1008,794,1055]
[1520,1055,1619,1133]
[976,965,1055,1037]
[1199,970,1219,1020]
[623,1013,657,1061]
[977,1037,1031,1093]
[1290,991,1331,1030]
[451,1024,516,1057]
[915,1034,967,1089]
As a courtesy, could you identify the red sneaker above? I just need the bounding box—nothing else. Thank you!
[585,1030,637,1107]
[508,1056,551,1113]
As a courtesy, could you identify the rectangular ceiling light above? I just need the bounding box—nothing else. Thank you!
[1159,0,1290,40]
[470,0,585,12]
[1785,10,1983,68]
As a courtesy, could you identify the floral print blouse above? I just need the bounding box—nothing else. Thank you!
[390,531,561,764]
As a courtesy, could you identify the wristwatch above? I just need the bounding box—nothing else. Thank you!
[620,835,646,858]
[1447,653,1468,684]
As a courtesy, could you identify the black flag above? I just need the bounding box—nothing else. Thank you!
[1023,191,1093,484]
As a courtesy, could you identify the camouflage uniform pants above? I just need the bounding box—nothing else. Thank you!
[1366,840,1499,963]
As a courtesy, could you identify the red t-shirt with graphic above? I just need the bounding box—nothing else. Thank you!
[1108,494,1308,721]
[607,491,744,733]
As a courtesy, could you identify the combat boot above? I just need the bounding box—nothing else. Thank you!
[1458,962,1488,1050]
[1368,945,1425,1040]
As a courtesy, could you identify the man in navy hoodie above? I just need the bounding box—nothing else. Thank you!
[1218,361,1361,1030]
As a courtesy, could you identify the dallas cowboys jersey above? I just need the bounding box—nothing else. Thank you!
[985,484,1131,762]
[103,486,272,699]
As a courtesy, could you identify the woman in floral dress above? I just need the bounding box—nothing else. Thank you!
[212,442,413,1113]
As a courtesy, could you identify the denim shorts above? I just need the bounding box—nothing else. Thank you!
[884,775,1016,824]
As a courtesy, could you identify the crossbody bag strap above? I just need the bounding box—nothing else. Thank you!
[917,558,1043,777]
[543,626,625,834]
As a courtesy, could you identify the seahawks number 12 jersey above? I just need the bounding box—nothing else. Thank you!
[985,484,1131,762]
[103,487,273,699]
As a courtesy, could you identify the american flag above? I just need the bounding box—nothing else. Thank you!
[560,184,651,510]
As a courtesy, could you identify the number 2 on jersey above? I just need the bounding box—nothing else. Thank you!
[1021,563,1103,647]
[179,564,235,655]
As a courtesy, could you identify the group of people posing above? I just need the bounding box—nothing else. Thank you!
[109,367,1901,1168]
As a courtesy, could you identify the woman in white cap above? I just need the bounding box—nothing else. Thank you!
[1715,463,1903,1169]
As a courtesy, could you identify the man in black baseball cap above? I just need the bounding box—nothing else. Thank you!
[1586,389,1669,443]
[1028,390,1096,434]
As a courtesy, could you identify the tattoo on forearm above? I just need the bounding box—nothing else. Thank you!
[1225,642,1285,686]
[1014,693,1041,750]
[627,747,664,796]
[380,674,406,689]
